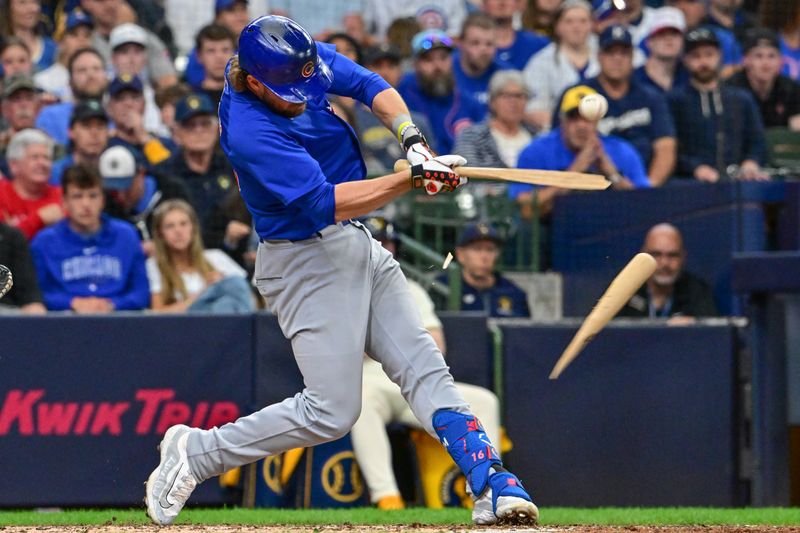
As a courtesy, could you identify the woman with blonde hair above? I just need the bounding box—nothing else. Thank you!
[147,199,255,313]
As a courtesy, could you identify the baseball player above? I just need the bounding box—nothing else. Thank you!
[145,15,538,526]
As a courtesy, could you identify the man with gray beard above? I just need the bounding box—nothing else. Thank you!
[397,29,485,153]
[619,223,717,322]
[0,75,42,158]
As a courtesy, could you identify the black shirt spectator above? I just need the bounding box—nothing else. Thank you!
[0,222,45,313]
[725,29,800,130]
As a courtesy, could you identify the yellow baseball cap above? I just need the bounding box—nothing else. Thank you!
[560,85,598,115]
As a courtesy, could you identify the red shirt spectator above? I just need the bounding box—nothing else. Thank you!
[0,129,63,239]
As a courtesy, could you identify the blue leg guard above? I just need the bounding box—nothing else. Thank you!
[432,409,501,496]
[487,468,534,507]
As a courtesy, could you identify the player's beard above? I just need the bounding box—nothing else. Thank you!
[419,71,455,98]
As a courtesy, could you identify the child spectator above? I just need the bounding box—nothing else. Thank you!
[0,0,57,72]
[30,163,150,312]
[0,128,63,240]
[146,199,254,313]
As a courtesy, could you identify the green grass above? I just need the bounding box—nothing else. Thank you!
[0,507,799,527]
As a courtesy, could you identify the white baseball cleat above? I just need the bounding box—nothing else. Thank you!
[145,424,198,526]
[471,470,539,526]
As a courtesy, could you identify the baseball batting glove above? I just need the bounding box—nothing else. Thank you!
[411,155,468,195]
[399,122,436,165]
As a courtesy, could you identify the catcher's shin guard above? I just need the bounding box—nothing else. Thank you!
[432,410,501,496]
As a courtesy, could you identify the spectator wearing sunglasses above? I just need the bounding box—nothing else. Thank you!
[397,29,485,153]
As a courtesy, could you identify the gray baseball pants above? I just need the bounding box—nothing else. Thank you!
[186,221,470,482]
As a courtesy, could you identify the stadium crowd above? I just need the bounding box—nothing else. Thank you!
[0,0,797,317]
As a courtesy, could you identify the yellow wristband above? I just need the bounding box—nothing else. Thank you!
[395,121,413,143]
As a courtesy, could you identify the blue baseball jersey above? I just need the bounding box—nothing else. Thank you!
[397,72,486,154]
[508,128,650,199]
[30,215,150,310]
[552,77,675,165]
[436,272,530,317]
[219,43,390,241]
[452,50,513,107]
[496,30,549,70]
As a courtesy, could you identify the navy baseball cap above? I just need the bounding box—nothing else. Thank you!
[66,9,94,32]
[599,25,633,51]
[216,0,247,12]
[108,74,144,97]
[458,222,503,247]
[70,99,108,125]
[411,29,454,58]
[683,27,720,53]
[174,93,216,123]
[742,28,780,54]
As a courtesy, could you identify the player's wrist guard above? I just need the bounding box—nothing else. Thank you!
[433,410,502,496]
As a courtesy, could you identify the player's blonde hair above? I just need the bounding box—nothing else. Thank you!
[151,199,217,305]
[227,54,250,93]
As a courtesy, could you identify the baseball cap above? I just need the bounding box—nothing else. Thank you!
[65,9,94,32]
[411,29,454,58]
[174,93,216,123]
[362,216,398,242]
[742,28,781,54]
[1,74,38,99]
[683,27,720,53]
[109,23,147,50]
[70,99,108,126]
[362,43,402,66]
[645,7,686,39]
[215,0,248,12]
[457,222,503,247]
[560,84,599,116]
[599,25,633,51]
[99,145,137,190]
[108,74,144,97]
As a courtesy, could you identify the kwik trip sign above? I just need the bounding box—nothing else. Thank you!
[0,388,240,436]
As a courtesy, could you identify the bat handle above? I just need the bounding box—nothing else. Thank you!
[393,159,465,174]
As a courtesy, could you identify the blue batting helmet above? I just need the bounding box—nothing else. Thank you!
[238,15,333,104]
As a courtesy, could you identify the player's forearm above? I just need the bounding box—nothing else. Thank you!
[648,138,676,187]
[334,170,411,221]
[370,88,412,134]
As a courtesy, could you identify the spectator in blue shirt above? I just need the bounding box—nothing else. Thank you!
[669,28,768,181]
[482,0,549,69]
[36,48,108,147]
[512,84,649,218]
[30,163,150,312]
[441,222,530,318]
[553,25,677,186]
[398,29,486,153]
[453,12,513,108]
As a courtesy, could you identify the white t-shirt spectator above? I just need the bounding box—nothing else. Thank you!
[146,249,246,301]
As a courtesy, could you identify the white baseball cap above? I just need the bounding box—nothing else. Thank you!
[109,23,147,50]
[99,145,137,190]
[646,7,686,39]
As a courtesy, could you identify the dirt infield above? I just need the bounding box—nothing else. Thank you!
[2,526,800,532]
